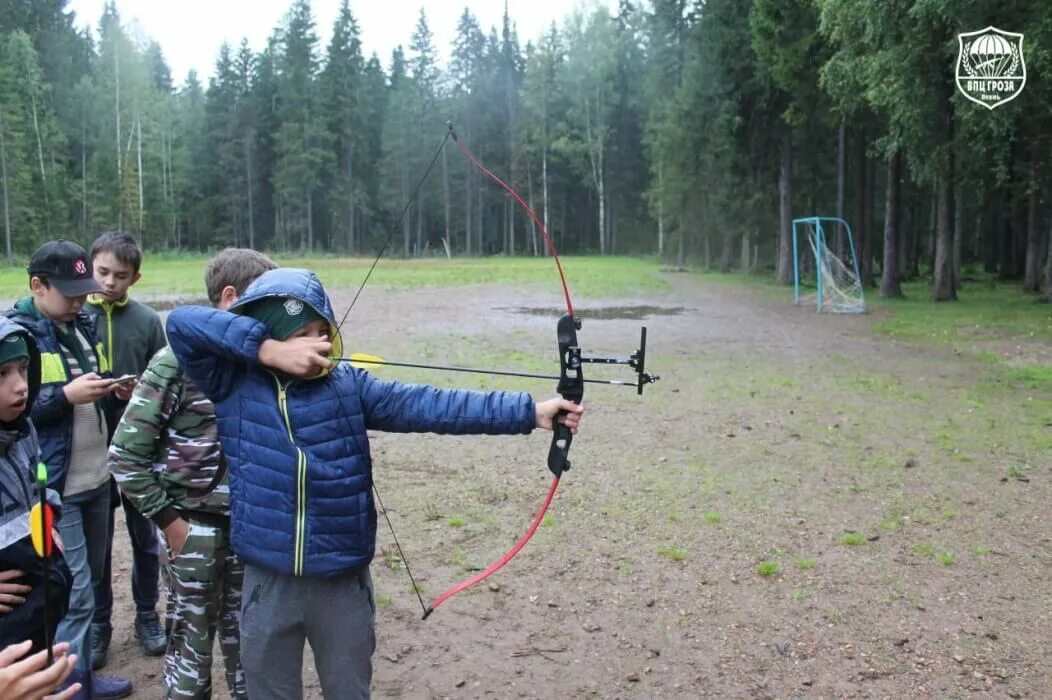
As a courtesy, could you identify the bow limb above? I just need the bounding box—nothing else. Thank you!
[422,477,559,619]
[422,130,582,618]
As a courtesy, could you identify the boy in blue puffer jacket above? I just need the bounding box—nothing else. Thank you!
[166,268,582,700]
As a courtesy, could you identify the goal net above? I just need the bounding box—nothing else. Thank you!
[791,217,866,314]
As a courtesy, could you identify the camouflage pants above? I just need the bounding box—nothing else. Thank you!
[162,513,246,700]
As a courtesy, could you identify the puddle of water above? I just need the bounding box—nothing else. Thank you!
[506,305,685,320]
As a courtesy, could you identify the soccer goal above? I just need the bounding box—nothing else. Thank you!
[791,217,866,313]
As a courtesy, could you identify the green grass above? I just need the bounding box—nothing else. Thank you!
[794,557,816,570]
[756,560,781,577]
[0,254,670,300]
[841,532,866,546]
[1006,364,1052,391]
[912,542,936,558]
[447,516,465,527]
[703,512,722,524]
[657,546,687,562]
[871,278,1052,344]
[937,551,956,566]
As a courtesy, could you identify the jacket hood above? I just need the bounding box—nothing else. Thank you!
[0,316,41,427]
[231,268,344,360]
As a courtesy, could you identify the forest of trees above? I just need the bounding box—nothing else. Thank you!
[0,0,1050,301]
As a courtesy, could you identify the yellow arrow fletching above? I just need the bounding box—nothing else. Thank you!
[30,502,54,557]
[348,353,385,369]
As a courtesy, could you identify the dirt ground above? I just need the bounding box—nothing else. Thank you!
[101,271,1050,698]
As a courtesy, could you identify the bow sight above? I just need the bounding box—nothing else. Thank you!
[561,316,659,396]
[547,313,658,478]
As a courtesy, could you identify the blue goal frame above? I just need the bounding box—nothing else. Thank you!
[791,216,865,313]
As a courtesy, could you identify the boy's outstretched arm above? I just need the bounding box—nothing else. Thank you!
[534,397,584,433]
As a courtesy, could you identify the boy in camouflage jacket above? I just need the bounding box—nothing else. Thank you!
[107,249,275,700]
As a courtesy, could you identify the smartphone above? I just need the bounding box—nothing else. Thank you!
[112,374,138,385]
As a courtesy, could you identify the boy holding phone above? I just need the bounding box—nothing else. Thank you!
[84,232,168,667]
[5,239,133,698]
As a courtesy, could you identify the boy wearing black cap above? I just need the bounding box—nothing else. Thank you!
[167,268,583,699]
[4,240,133,699]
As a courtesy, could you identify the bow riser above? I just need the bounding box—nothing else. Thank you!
[548,314,584,477]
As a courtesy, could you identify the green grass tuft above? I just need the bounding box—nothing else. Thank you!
[657,546,687,562]
[841,532,866,546]
[756,560,781,577]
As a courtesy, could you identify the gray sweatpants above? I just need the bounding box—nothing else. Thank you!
[240,564,375,699]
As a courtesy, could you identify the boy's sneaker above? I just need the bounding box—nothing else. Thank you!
[135,611,168,656]
[93,675,133,699]
[90,623,111,670]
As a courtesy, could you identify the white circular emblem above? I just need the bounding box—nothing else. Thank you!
[284,299,304,316]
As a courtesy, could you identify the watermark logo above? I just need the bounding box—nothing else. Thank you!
[956,27,1026,110]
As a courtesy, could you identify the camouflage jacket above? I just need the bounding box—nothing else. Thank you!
[108,346,228,526]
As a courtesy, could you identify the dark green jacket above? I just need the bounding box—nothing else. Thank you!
[86,295,167,379]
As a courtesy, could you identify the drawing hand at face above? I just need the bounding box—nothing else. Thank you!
[259,321,333,379]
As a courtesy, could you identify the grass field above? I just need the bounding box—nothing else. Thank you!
[74,255,1048,697]
[0,254,670,300]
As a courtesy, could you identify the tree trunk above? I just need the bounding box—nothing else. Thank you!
[82,117,88,239]
[476,168,483,253]
[402,165,410,257]
[880,150,903,298]
[464,155,471,256]
[416,199,423,255]
[0,106,13,264]
[677,223,686,268]
[1022,162,1041,292]
[136,116,144,236]
[952,178,962,290]
[115,44,122,231]
[347,148,355,254]
[657,156,665,258]
[306,193,314,252]
[776,128,793,284]
[1042,218,1052,302]
[30,94,51,236]
[597,149,605,254]
[933,167,957,301]
[246,135,255,249]
[526,157,538,256]
[836,121,847,259]
[541,144,550,256]
[442,143,450,255]
[860,154,875,287]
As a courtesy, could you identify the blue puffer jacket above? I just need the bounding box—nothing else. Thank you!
[167,268,536,577]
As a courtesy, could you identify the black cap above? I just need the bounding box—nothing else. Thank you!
[27,240,104,297]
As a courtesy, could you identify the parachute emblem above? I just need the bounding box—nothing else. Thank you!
[956,27,1026,110]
